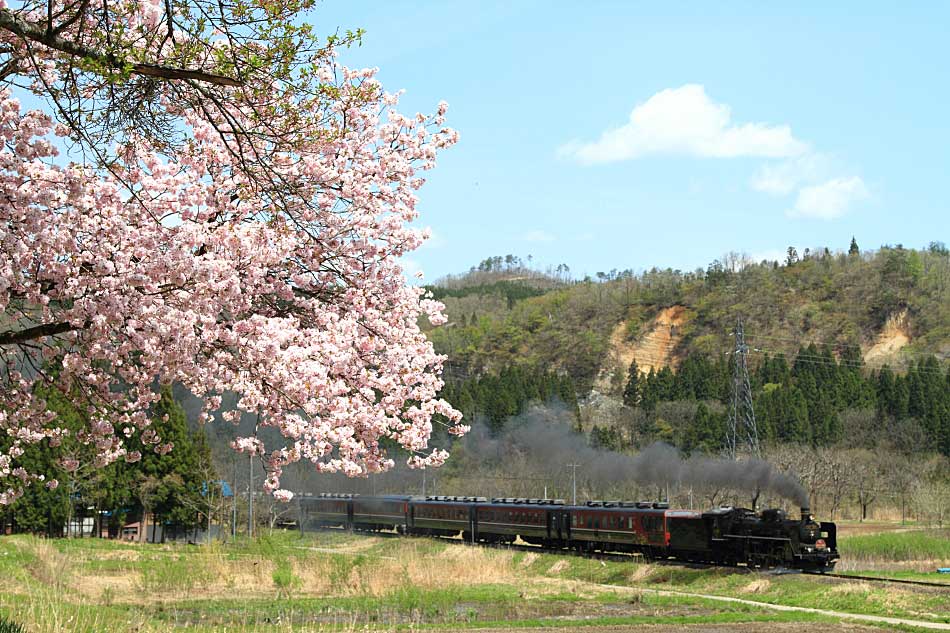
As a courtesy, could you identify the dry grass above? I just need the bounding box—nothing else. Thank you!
[828,581,873,596]
[23,539,73,591]
[627,563,656,582]
[739,578,772,594]
[547,560,570,574]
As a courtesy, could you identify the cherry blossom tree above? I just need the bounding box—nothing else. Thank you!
[0,0,466,504]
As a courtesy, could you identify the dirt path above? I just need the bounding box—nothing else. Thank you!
[468,624,883,633]
[600,583,950,631]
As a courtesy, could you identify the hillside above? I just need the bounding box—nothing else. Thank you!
[424,243,950,392]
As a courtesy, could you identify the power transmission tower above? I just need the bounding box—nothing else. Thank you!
[727,318,760,459]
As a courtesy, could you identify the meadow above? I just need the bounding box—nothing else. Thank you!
[0,527,947,632]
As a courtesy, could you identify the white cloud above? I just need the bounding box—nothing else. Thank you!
[788,177,869,220]
[751,153,831,195]
[559,84,808,164]
[523,230,556,242]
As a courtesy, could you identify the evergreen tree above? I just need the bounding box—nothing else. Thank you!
[639,368,659,412]
[849,236,860,256]
[682,403,726,455]
[622,359,641,407]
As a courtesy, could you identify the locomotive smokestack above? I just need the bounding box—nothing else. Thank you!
[801,507,811,521]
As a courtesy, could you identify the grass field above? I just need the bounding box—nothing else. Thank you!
[0,529,947,632]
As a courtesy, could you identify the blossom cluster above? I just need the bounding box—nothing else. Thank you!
[0,11,467,502]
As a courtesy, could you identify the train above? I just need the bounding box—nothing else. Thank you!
[299,493,839,572]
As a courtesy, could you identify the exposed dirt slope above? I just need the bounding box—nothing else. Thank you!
[594,306,690,393]
[864,309,910,363]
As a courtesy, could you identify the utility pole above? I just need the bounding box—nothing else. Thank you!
[231,457,237,539]
[727,318,761,460]
[567,463,581,505]
[247,452,253,538]
[422,469,426,497]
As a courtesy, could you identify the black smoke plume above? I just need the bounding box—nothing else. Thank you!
[454,405,808,506]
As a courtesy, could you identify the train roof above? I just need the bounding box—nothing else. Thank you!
[305,494,689,513]
[665,510,703,518]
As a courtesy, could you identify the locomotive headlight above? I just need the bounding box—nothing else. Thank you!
[815,539,827,550]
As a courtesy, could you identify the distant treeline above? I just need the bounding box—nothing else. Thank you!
[439,366,579,432]
[0,386,216,538]
[425,243,950,393]
[438,345,948,459]
[426,280,547,308]
[616,346,949,456]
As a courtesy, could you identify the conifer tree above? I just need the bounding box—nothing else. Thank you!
[622,360,641,407]
[849,236,860,256]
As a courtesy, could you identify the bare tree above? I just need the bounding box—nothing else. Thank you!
[817,447,850,520]
[848,449,881,522]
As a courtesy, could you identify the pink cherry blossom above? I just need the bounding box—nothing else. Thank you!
[0,1,465,503]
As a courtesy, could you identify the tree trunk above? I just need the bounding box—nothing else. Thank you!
[139,509,149,543]
[207,488,214,545]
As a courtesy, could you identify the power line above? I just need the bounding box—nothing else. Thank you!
[747,346,948,377]
[744,331,949,361]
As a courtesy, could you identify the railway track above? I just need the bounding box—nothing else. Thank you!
[472,538,950,588]
[807,571,950,589]
[316,526,950,589]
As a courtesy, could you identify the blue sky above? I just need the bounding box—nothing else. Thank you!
[316,1,948,281]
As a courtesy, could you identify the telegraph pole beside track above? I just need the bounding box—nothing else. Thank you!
[248,451,253,537]
[568,463,581,505]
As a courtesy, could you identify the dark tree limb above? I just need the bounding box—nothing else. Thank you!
[0,7,242,86]
[0,320,76,345]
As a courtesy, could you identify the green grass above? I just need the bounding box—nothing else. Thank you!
[838,529,950,561]
[0,615,26,633]
[2,530,948,632]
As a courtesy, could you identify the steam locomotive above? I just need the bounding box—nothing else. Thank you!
[300,494,839,571]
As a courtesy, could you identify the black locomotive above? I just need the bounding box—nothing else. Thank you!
[300,494,838,572]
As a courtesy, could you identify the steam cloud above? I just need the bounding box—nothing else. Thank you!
[458,406,809,506]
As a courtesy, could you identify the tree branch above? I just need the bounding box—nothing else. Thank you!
[0,320,76,345]
[0,8,242,87]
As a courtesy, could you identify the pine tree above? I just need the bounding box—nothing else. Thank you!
[622,359,641,407]
[849,236,860,256]
[682,403,726,455]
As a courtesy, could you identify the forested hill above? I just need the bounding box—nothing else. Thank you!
[422,243,950,456]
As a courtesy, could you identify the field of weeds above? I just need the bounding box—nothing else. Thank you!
[0,529,946,632]
[836,528,950,572]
